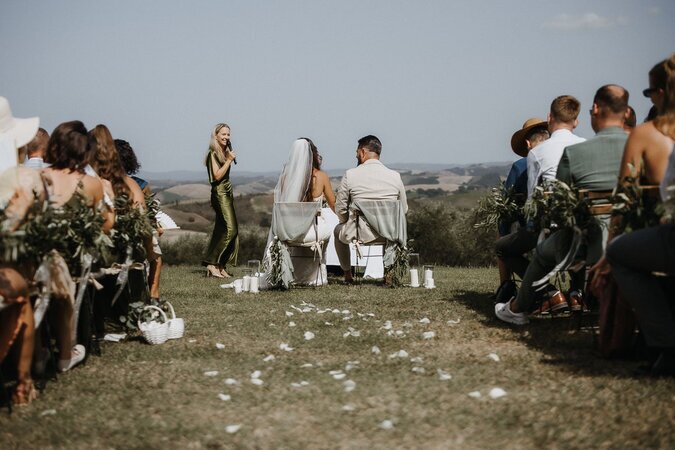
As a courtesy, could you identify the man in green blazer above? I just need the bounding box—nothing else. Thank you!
[496,84,630,325]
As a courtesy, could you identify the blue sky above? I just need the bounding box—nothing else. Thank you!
[1,0,673,173]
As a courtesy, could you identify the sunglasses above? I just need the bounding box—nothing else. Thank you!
[643,87,658,97]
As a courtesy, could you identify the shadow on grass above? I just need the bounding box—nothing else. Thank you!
[451,289,639,378]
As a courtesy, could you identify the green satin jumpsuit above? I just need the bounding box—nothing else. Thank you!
[202,150,239,268]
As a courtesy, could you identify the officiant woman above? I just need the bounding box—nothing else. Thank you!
[202,123,239,278]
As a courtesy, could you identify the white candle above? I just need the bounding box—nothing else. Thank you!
[233,279,243,294]
[242,275,251,292]
[250,276,259,293]
[410,269,419,287]
[425,278,435,289]
[424,269,433,282]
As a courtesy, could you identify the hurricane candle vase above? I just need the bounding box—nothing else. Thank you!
[409,253,420,287]
[423,265,435,289]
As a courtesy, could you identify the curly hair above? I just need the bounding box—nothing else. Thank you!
[115,139,141,175]
[44,120,91,172]
[89,124,129,196]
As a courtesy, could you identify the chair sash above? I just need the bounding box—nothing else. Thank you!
[351,199,407,268]
[269,202,322,289]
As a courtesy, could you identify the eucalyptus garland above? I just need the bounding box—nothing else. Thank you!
[386,242,411,287]
[144,193,160,228]
[111,194,154,262]
[524,180,599,233]
[611,172,664,234]
[474,183,524,231]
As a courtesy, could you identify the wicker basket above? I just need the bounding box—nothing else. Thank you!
[166,302,184,340]
[138,305,169,345]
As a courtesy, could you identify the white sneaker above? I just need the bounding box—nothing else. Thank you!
[58,344,86,372]
[495,299,529,325]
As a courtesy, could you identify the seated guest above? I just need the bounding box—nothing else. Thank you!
[22,128,50,169]
[496,85,630,324]
[494,118,548,300]
[603,54,675,376]
[624,106,637,134]
[333,135,407,283]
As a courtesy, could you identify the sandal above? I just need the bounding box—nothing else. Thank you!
[205,265,225,278]
[12,379,38,405]
[219,268,232,278]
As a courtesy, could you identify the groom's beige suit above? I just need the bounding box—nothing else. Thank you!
[333,159,408,271]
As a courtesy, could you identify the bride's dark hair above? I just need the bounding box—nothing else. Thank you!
[299,137,321,201]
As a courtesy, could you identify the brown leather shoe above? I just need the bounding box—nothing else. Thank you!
[531,291,569,316]
[568,290,582,312]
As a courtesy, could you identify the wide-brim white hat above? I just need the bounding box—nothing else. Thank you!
[0,96,39,149]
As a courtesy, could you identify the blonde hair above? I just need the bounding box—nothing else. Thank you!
[205,123,232,166]
[653,53,675,139]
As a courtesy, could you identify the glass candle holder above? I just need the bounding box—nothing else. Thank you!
[247,259,261,276]
[423,265,435,289]
[409,253,420,287]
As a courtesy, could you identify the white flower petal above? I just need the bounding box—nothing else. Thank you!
[422,331,436,340]
[324,322,333,326]
[224,378,238,385]
[263,354,275,362]
[341,310,350,315]
[379,419,395,430]
[300,363,314,368]
[225,424,241,434]
[343,379,356,392]
[332,309,341,314]
[419,317,431,324]
[437,369,452,381]
[250,378,264,386]
[218,393,231,401]
[288,321,296,327]
[250,370,261,379]
[488,353,500,362]
[188,339,197,343]
[204,371,219,377]
[410,357,423,364]
[411,366,426,374]
[304,331,315,341]
[468,391,481,398]
[215,343,225,350]
[489,387,507,399]
[286,311,294,317]
[447,318,461,325]
[371,346,381,355]
[279,343,294,352]
[342,404,356,412]
[332,373,346,380]
[382,321,393,330]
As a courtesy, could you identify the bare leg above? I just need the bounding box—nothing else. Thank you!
[148,256,162,299]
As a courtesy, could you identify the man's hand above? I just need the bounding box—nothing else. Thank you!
[589,255,611,297]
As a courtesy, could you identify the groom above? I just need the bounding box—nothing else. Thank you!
[334,135,408,283]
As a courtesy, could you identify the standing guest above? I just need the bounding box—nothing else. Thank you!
[0,97,39,404]
[23,128,50,169]
[202,123,239,278]
[116,138,164,300]
[43,120,111,371]
[494,118,548,301]
[333,135,407,284]
[605,54,675,376]
[624,106,637,133]
[496,85,630,324]
[527,95,586,197]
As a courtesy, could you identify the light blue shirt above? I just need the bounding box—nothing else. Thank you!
[23,157,49,169]
[526,128,585,198]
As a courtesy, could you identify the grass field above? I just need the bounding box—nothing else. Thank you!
[1,266,673,449]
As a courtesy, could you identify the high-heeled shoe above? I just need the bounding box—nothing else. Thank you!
[219,268,232,278]
[206,265,225,278]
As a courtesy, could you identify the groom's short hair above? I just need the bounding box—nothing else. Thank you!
[357,135,382,155]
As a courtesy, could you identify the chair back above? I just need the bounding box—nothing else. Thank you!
[271,202,321,243]
[351,199,407,246]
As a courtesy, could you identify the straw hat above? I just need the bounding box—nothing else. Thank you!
[510,117,547,157]
[0,96,39,149]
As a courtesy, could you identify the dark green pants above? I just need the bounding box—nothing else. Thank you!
[203,183,239,267]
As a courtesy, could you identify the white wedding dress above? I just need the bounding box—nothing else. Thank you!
[259,140,336,288]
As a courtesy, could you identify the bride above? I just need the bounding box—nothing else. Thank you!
[261,138,336,287]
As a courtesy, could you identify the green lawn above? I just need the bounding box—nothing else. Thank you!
[1,266,673,449]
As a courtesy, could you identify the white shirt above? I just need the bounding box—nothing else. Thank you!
[661,145,675,203]
[23,157,49,169]
[527,128,586,198]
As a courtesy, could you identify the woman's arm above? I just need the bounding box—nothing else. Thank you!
[125,176,147,209]
[210,151,236,182]
[320,171,336,211]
